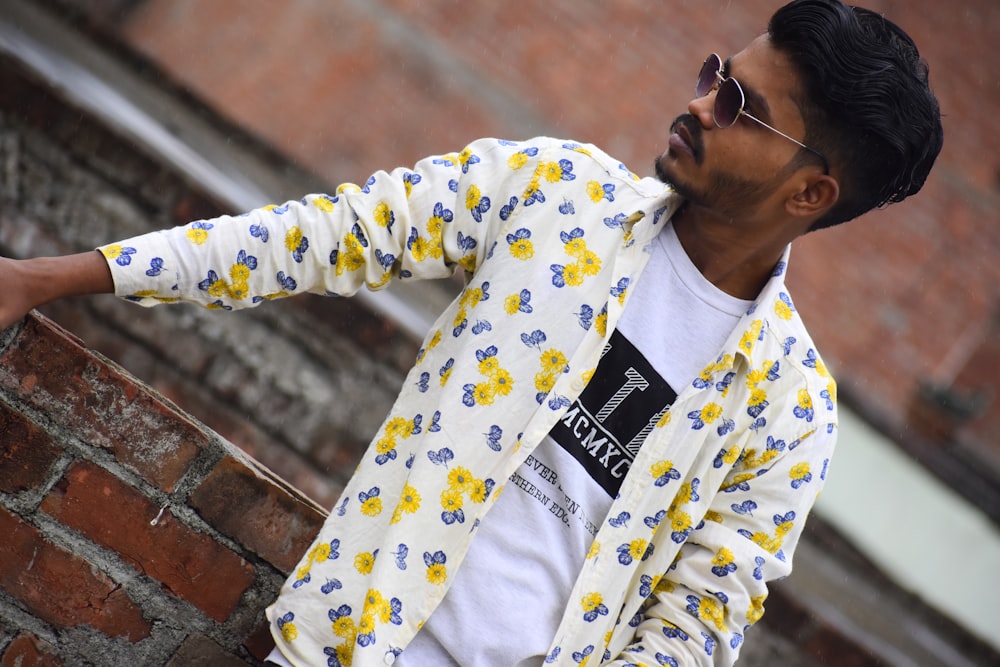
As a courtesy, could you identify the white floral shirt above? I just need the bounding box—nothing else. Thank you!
[100,137,837,667]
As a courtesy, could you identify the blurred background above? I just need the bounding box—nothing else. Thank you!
[0,0,997,664]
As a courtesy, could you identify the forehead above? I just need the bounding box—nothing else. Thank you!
[727,34,805,118]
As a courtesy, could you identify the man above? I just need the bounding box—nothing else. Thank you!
[0,0,941,664]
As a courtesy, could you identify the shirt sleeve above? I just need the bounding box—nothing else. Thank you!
[607,414,837,667]
[97,138,537,310]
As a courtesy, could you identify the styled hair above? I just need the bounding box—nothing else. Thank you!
[768,0,943,231]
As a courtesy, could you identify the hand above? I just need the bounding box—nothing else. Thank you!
[0,252,115,330]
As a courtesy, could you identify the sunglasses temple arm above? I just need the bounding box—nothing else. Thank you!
[743,112,830,172]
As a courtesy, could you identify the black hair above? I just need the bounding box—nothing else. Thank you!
[768,0,943,231]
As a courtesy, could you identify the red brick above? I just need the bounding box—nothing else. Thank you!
[0,403,61,494]
[1,632,62,667]
[40,461,255,623]
[0,507,151,641]
[189,455,326,574]
[0,313,204,491]
[165,635,248,667]
[243,621,277,662]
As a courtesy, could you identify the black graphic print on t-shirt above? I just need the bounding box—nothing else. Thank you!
[548,329,677,497]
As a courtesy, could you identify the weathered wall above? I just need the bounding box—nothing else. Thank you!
[0,311,326,665]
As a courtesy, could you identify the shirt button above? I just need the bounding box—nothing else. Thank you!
[384,653,396,665]
[571,378,584,392]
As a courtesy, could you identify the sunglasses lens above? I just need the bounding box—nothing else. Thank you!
[696,54,721,97]
[714,78,743,128]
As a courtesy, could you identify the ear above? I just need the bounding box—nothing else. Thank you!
[785,173,839,220]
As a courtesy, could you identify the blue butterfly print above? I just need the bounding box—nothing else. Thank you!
[427,447,454,467]
[499,196,519,221]
[472,319,492,335]
[375,249,395,271]
[145,257,164,277]
[558,198,575,215]
[732,500,757,516]
[392,544,409,570]
[249,222,269,242]
[484,425,502,452]
[428,411,441,432]
[321,578,342,594]
[608,511,630,528]
[113,246,136,267]
[416,372,430,393]
[276,271,297,291]
[335,497,349,516]
[576,304,593,330]
[520,329,547,350]
[603,212,630,230]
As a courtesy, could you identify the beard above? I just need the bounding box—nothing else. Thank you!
[655,114,789,219]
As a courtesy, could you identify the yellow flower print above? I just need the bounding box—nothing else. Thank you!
[534,371,556,394]
[562,263,584,287]
[712,547,735,569]
[504,293,522,315]
[578,249,601,276]
[469,478,490,504]
[541,161,564,182]
[312,195,335,213]
[540,349,568,375]
[280,620,298,642]
[465,184,483,212]
[507,151,529,170]
[747,594,767,625]
[336,183,361,195]
[748,387,768,409]
[331,615,356,640]
[363,588,393,624]
[586,540,601,559]
[357,613,375,636]
[739,320,764,357]
[471,382,496,405]
[477,356,500,376]
[490,369,514,397]
[423,551,449,585]
[354,551,376,575]
[509,236,534,260]
[448,466,476,494]
[409,235,432,263]
[704,510,724,523]
[360,494,382,517]
[285,226,305,254]
[627,538,648,561]
[374,202,394,229]
[417,329,442,363]
[581,592,606,620]
[595,310,608,337]
[696,596,726,631]
[697,402,723,425]
[384,416,413,439]
[187,226,209,245]
[586,180,607,203]
[775,297,793,320]
[656,409,672,428]
[564,237,586,256]
[669,510,692,535]
[440,488,465,513]
[375,436,396,458]
[391,483,422,524]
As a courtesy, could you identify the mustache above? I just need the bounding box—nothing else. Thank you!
[671,113,704,161]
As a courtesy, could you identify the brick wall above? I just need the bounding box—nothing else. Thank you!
[0,312,326,665]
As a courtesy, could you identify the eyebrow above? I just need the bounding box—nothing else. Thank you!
[723,56,773,123]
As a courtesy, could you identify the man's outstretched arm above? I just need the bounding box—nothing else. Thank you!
[0,251,114,330]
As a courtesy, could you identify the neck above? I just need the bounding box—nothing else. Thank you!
[670,202,794,300]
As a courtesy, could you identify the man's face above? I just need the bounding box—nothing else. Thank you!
[655,35,811,219]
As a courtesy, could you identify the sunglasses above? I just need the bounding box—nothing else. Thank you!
[696,53,829,173]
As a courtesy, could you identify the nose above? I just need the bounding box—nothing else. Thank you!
[689,92,716,130]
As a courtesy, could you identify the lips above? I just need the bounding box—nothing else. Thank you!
[668,115,702,161]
